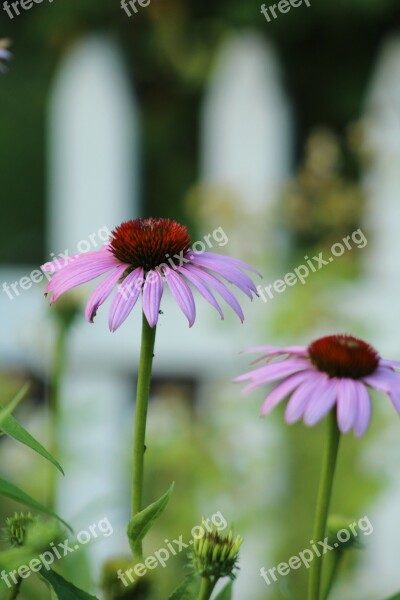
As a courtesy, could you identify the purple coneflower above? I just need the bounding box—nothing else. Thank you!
[42,218,258,331]
[236,334,400,437]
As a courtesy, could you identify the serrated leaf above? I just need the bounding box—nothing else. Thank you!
[127,482,174,555]
[0,405,64,475]
[214,582,233,599]
[168,573,201,599]
[0,383,30,427]
[40,569,99,600]
[0,477,71,530]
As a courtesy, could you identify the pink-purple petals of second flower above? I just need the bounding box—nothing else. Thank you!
[235,340,400,437]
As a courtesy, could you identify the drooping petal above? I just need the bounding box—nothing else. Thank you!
[261,371,311,416]
[42,245,113,273]
[380,359,400,369]
[85,264,128,323]
[242,345,308,357]
[183,264,244,322]
[142,270,164,328]
[108,268,144,332]
[197,252,261,275]
[336,379,358,434]
[303,377,338,427]
[388,389,400,414]
[285,377,322,424]
[190,254,257,298]
[163,267,196,327]
[353,382,372,437]
[363,367,400,392]
[177,266,224,320]
[234,358,311,386]
[45,255,120,303]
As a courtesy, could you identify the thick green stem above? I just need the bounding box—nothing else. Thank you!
[8,578,21,600]
[307,410,341,600]
[131,312,157,560]
[198,578,216,600]
[48,321,68,510]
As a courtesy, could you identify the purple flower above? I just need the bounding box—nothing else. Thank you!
[235,334,400,437]
[42,218,259,332]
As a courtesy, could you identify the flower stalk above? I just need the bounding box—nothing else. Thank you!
[131,311,157,560]
[198,578,216,600]
[308,410,341,600]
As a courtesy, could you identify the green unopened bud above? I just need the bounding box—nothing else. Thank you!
[191,525,243,582]
[5,513,37,547]
[327,516,363,551]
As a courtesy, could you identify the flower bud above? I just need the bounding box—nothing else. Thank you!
[191,524,243,582]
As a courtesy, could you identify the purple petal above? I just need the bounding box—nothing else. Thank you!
[389,389,400,414]
[163,267,196,327]
[178,266,224,320]
[45,255,120,303]
[108,268,144,332]
[190,255,257,298]
[353,382,372,437]
[380,359,400,370]
[336,379,358,434]
[42,245,113,273]
[303,377,338,427]
[183,264,245,322]
[197,252,261,275]
[85,264,128,323]
[285,377,322,424]
[261,371,311,416]
[142,270,164,328]
[242,345,308,356]
[363,367,400,392]
[234,358,311,387]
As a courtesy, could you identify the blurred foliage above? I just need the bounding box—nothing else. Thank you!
[1,0,400,262]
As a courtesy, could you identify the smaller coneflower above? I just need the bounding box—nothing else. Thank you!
[236,334,400,600]
[235,334,400,437]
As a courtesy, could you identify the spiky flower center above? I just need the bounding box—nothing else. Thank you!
[308,334,379,379]
[110,218,191,270]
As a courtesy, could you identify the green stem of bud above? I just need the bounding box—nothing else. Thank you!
[8,578,22,600]
[308,410,341,600]
[131,312,157,560]
[198,577,216,600]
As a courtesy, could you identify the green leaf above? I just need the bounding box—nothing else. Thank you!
[214,582,233,600]
[383,595,400,600]
[168,573,201,599]
[40,569,99,600]
[0,405,64,475]
[0,477,71,531]
[127,482,174,555]
[0,383,30,427]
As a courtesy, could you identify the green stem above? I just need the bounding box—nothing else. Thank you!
[48,321,68,510]
[198,578,216,600]
[8,578,22,600]
[131,312,157,560]
[307,410,341,600]
[323,550,344,600]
